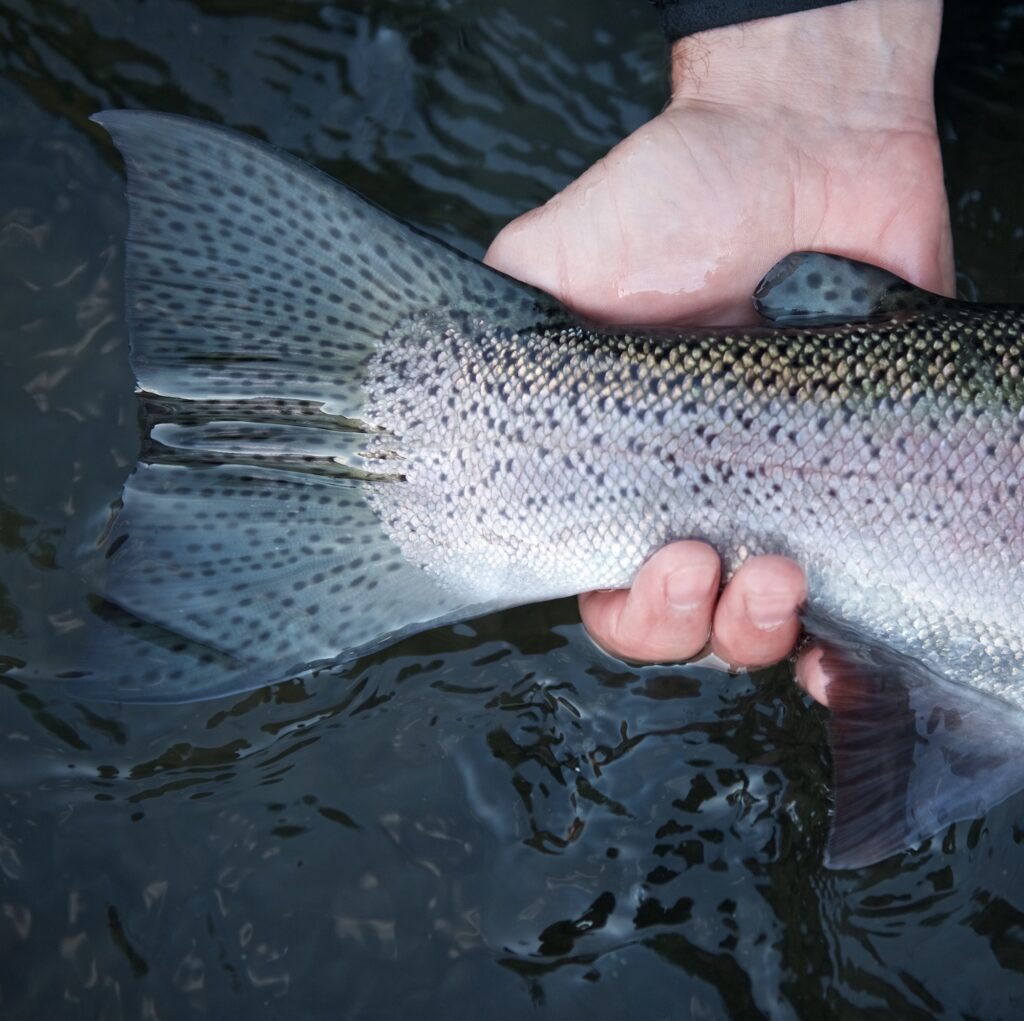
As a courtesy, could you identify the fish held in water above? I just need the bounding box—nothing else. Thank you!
[75,110,1024,869]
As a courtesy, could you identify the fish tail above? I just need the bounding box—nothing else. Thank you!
[61,111,565,702]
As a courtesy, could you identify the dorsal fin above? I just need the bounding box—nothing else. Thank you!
[753,251,948,326]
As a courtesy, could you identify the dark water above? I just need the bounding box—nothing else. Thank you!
[1,1,1023,1017]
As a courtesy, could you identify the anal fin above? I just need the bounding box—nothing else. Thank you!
[803,613,1024,869]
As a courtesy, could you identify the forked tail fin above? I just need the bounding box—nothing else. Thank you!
[57,111,568,702]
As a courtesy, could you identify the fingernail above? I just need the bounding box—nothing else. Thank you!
[665,566,716,611]
[744,592,795,631]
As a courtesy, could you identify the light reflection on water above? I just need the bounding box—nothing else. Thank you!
[1,1,1023,1017]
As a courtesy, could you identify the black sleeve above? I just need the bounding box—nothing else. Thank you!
[649,0,854,41]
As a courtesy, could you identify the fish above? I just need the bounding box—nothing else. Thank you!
[68,109,1024,869]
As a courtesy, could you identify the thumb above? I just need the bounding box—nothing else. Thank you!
[483,149,661,324]
[484,200,570,302]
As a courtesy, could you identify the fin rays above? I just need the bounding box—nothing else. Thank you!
[67,110,571,702]
[804,611,1024,869]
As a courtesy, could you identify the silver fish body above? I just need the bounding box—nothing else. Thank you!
[69,110,1024,868]
[365,306,1024,709]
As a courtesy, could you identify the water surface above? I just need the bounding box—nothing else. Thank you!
[1,1,1023,1017]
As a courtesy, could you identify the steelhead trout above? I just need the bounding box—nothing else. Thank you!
[80,111,1024,868]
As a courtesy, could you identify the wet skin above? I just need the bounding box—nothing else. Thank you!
[484,0,954,701]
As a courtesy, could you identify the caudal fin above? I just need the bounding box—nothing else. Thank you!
[62,111,568,702]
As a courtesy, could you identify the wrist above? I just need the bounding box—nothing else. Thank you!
[669,0,941,133]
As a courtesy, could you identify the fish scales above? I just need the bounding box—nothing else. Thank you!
[366,308,1024,706]
[59,109,1024,867]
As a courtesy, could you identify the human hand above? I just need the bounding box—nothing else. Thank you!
[484,0,953,701]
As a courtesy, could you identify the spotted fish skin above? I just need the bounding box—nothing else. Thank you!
[365,305,1024,709]
[73,110,1024,868]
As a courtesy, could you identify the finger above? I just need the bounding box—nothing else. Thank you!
[579,541,721,663]
[710,555,806,669]
[795,645,830,707]
[484,205,562,297]
[483,133,746,329]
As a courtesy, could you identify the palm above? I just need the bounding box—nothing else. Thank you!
[487,102,954,327]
